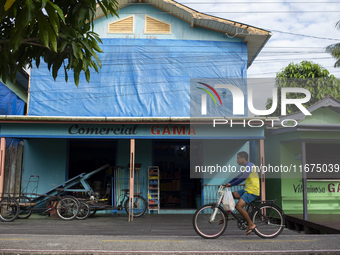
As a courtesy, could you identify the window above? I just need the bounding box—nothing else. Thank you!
[306,143,340,179]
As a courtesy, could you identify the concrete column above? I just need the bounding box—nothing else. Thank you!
[259,139,265,202]
[129,139,135,222]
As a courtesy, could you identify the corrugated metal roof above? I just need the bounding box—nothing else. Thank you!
[95,0,271,67]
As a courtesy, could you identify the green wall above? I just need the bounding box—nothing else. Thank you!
[265,126,340,214]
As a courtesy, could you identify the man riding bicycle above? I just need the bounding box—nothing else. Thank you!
[224,151,260,236]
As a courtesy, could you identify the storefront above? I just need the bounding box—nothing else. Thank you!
[265,96,340,216]
[0,117,268,214]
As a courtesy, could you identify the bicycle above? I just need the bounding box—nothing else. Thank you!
[0,195,20,222]
[89,188,147,218]
[193,185,285,239]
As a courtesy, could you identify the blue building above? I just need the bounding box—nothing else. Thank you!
[0,0,271,214]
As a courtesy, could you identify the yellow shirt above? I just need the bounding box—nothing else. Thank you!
[243,163,260,196]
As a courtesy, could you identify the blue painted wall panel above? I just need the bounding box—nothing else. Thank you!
[94,4,243,42]
[21,139,68,195]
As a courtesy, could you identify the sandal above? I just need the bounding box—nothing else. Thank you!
[245,226,256,236]
[218,219,224,225]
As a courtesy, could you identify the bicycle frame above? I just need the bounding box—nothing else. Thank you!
[212,185,277,226]
[209,185,225,223]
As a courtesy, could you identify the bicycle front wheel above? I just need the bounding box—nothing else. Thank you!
[56,196,79,220]
[0,197,19,222]
[193,203,227,239]
[251,203,285,239]
[124,195,147,218]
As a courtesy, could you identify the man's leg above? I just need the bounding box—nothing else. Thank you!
[235,198,256,234]
[225,191,241,221]
[233,191,241,199]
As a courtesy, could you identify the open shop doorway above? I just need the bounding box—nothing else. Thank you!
[67,139,116,204]
[153,139,202,210]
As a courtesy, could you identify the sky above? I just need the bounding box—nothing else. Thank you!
[179,0,340,79]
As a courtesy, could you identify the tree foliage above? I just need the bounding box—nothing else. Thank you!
[326,20,340,68]
[0,0,119,86]
[265,61,340,116]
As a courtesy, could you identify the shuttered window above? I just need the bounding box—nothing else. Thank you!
[145,15,171,34]
[108,15,134,34]
[306,143,340,179]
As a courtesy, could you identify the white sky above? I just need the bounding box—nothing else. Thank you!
[180,0,340,78]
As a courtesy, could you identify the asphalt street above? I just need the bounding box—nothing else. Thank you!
[0,213,339,254]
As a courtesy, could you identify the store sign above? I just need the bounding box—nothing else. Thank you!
[0,123,262,139]
[328,183,340,193]
[292,183,340,193]
[68,124,138,135]
[150,125,196,136]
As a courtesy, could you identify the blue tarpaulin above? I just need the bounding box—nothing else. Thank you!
[0,82,25,115]
[0,81,25,148]
[28,39,247,117]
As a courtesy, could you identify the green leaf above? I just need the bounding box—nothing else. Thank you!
[71,42,79,58]
[49,2,65,24]
[80,40,93,54]
[10,28,24,52]
[45,3,59,35]
[36,12,49,48]
[74,70,79,86]
[85,69,90,83]
[4,0,16,11]
[64,65,68,82]
[52,57,63,80]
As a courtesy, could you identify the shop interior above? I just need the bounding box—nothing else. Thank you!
[153,140,201,209]
[67,140,116,204]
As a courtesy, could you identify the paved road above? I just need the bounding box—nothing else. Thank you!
[0,213,339,254]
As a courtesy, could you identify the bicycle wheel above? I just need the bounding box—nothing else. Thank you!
[0,197,19,222]
[56,196,79,220]
[16,196,33,219]
[251,203,285,239]
[76,202,90,220]
[124,195,147,218]
[193,203,227,239]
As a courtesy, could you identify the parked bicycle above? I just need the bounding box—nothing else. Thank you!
[88,188,147,218]
[0,195,19,222]
[193,185,285,239]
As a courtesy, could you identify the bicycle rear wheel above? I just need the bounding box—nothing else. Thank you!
[251,203,285,238]
[0,197,19,222]
[193,203,227,239]
[124,195,147,217]
[56,196,79,220]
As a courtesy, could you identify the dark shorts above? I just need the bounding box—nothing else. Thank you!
[236,189,257,204]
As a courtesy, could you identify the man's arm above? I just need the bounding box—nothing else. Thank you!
[227,165,252,187]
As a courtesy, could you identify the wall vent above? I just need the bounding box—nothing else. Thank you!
[145,15,171,34]
[108,15,134,34]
